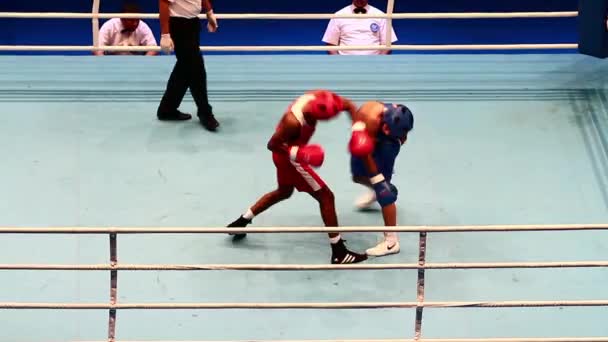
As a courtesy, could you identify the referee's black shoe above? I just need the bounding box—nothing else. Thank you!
[199,111,220,132]
[157,109,192,121]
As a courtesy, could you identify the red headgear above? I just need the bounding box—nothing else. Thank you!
[307,91,343,120]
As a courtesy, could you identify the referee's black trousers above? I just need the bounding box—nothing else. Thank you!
[158,17,213,117]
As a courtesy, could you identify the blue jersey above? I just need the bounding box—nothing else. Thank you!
[350,129,401,182]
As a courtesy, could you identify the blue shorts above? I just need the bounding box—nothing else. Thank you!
[350,137,401,182]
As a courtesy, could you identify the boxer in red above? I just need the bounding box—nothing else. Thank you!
[227,90,368,264]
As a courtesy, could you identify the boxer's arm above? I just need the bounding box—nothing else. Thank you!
[350,119,379,175]
[340,96,358,120]
[349,103,381,156]
[351,102,381,134]
[349,108,384,183]
[267,114,300,155]
[362,154,379,175]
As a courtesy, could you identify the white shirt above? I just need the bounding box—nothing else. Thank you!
[98,18,157,55]
[322,5,398,55]
[169,0,202,18]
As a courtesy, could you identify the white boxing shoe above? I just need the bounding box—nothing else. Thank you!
[355,189,376,210]
[366,240,400,257]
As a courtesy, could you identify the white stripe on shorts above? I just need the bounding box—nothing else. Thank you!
[289,160,322,192]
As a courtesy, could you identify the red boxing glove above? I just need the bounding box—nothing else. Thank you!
[290,144,325,167]
[349,121,374,157]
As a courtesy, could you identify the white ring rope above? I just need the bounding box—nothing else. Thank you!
[0,10,578,52]
[1,224,606,234]
[2,300,608,310]
[1,227,606,342]
[67,339,608,342]
[2,224,604,341]
[0,7,599,342]
[69,339,608,342]
[0,11,579,19]
[2,261,608,271]
[0,43,579,52]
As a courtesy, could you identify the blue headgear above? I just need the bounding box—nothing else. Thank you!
[382,103,414,139]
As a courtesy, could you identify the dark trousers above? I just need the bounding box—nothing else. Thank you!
[158,17,212,117]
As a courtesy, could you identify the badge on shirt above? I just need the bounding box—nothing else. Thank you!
[370,23,380,33]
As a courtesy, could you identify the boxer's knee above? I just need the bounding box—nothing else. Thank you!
[276,186,294,200]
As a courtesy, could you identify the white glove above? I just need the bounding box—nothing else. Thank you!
[160,33,174,54]
[206,10,218,32]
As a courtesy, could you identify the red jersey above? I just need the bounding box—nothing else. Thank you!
[274,93,317,147]
[271,94,328,193]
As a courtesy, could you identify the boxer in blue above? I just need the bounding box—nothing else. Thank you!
[348,101,414,257]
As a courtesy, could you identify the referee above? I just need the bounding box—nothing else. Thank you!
[157,0,219,132]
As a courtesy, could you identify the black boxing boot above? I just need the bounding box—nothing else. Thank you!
[331,239,367,264]
[227,216,251,241]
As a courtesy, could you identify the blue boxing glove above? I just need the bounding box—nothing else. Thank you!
[370,174,397,207]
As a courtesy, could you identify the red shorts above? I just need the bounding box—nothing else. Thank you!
[272,153,327,193]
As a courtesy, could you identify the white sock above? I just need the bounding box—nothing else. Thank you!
[329,235,342,244]
[384,232,398,246]
[243,209,255,220]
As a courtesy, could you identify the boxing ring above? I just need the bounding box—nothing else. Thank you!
[2,1,608,342]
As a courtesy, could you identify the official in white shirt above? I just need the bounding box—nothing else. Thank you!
[157,0,219,131]
[322,0,398,55]
[94,3,158,56]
